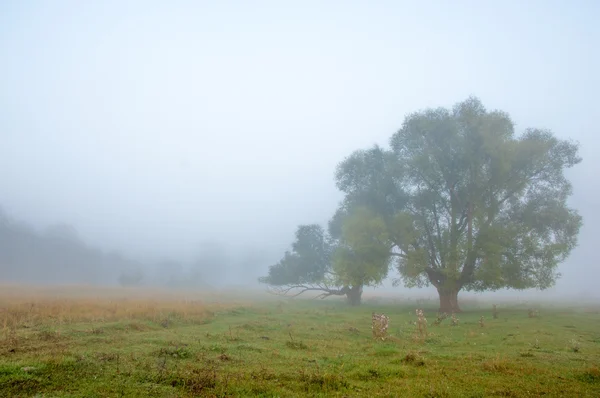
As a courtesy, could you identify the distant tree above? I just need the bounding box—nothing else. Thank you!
[184,240,233,287]
[237,247,272,282]
[44,223,81,243]
[118,268,144,286]
[154,259,185,287]
[0,208,140,285]
[335,97,582,312]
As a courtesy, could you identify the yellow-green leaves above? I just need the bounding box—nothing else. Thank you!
[332,207,391,287]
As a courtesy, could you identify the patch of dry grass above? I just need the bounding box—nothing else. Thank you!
[482,355,512,373]
[0,284,242,331]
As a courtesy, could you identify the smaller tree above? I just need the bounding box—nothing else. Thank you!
[259,208,392,305]
[259,224,342,297]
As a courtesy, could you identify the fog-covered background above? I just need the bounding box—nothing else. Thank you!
[1,1,598,298]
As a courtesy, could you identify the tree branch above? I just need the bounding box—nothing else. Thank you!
[457,207,469,233]
[425,267,443,288]
[420,206,440,269]
[432,202,445,268]
[265,284,348,299]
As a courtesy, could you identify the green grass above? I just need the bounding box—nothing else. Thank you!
[2,297,600,397]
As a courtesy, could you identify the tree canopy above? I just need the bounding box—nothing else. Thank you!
[336,97,582,311]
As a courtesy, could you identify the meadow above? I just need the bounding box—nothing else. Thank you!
[1,286,599,397]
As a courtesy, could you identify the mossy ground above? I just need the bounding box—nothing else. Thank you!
[1,288,599,397]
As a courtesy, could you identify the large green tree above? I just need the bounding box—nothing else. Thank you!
[335,97,582,312]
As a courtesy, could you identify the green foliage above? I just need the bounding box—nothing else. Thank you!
[261,208,396,303]
[335,97,582,303]
[259,224,332,286]
[332,207,391,288]
[334,146,408,220]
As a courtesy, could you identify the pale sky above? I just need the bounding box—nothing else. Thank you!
[1,1,598,293]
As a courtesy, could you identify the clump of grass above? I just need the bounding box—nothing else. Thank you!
[424,335,441,344]
[298,370,349,391]
[226,326,241,342]
[366,368,380,378]
[2,328,19,352]
[127,321,149,331]
[205,343,225,353]
[402,351,425,366]
[250,366,278,381]
[576,366,600,383]
[569,338,581,353]
[36,328,61,341]
[286,340,308,350]
[165,364,218,394]
[158,345,191,359]
[530,338,541,350]
[286,332,308,350]
[433,312,448,326]
[217,353,230,361]
[374,345,399,357]
[95,352,119,362]
[236,343,262,352]
[89,326,104,335]
[482,356,511,373]
[450,313,459,326]
[21,366,36,373]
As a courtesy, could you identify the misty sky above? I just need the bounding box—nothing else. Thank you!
[1,1,598,293]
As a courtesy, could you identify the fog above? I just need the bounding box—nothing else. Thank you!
[1,1,598,298]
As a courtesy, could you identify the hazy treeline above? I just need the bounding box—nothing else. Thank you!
[0,207,272,288]
[151,241,274,289]
[0,207,138,285]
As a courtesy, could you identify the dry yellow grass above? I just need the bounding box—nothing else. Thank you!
[0,284,247,331]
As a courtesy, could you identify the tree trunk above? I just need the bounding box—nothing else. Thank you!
[345,285,363,306]
[437,287,461,313]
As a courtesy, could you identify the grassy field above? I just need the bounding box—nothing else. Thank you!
[1,286,599,397]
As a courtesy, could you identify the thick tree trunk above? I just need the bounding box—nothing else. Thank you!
[437,287,461,313]
[345,285,363,306]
